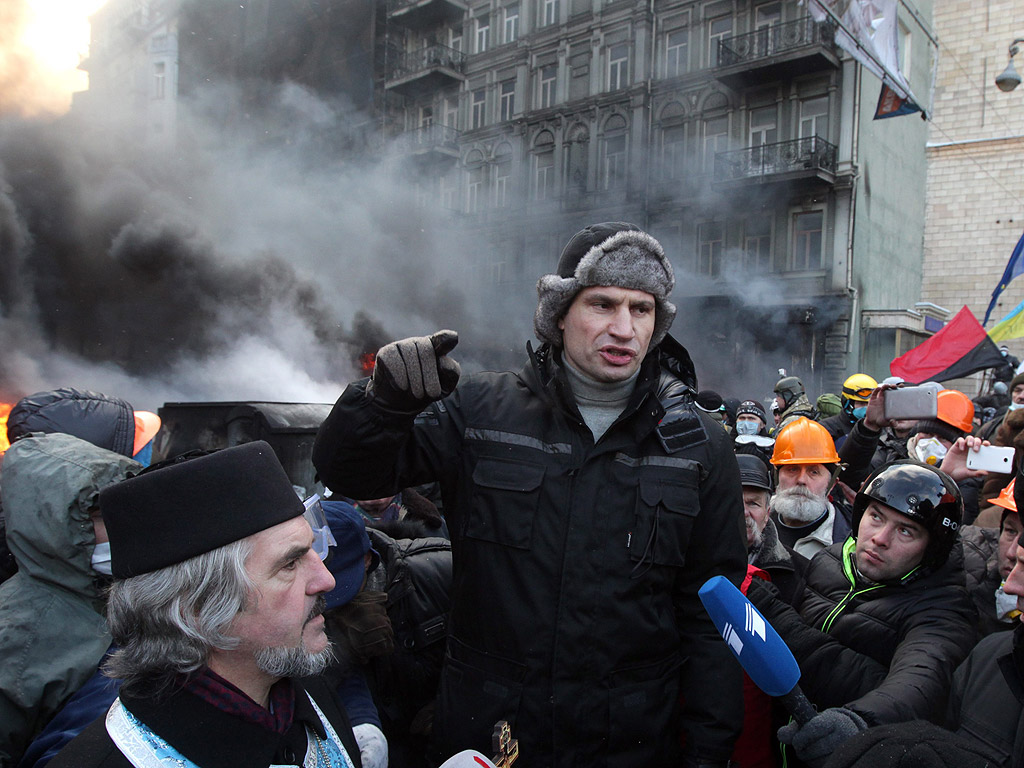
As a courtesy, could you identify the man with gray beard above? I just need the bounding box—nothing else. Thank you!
[49,441,363,768]
[769,417,852,559]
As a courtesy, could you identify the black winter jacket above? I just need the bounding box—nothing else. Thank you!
[750,539,977,726]
[312,336,748,767]
[948,623,1024,767]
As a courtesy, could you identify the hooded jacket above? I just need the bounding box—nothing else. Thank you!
[312,335,747,767]
[0,434,140,766]
[750,538,977,726]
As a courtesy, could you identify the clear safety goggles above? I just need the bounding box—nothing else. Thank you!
[303,494,336,561]
[734,434,776,449]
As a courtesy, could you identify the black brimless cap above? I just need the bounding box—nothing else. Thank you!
[100,440,304,578]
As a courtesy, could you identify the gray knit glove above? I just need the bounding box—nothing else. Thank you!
[367,330,461,412]
[777,707,868,767]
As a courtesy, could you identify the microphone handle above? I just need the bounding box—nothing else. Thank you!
[778,684,817,726]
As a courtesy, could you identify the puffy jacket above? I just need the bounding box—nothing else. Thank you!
[0,434,139,766]
[312,336,747,767]
[751,538,977,726]
[947,623,1024,767]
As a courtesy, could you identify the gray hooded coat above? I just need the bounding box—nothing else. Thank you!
[0,433,139,767]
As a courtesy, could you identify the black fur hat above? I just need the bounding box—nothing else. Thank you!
[100,441,303,578]
[534,222,676,348]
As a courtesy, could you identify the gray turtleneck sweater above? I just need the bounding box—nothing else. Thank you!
[562,357,639,441]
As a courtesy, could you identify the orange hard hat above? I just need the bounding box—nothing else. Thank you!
[133,411,162,456]
[990,478,1017,514]
[771,416,840,466]
[936,389,974,434]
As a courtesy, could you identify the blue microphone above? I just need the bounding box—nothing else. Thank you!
[699,575,816,724]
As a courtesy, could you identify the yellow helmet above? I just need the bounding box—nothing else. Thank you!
[841,373,877,403]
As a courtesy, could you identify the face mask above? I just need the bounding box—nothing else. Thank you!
[915,437,948,465]
[1009,403,1024,412]
[852,406,867,419]
[92,542,113,575]
[735,420,759,436]
[996,583,1021,622]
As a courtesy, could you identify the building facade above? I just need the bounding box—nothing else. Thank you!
[81,0,937,396]
[923,0,1024,374]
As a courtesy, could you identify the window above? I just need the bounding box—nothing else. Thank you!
[799,95,829,139]
[608,44,629,91]
[744,216,773,271]
[698,222,724,277]
[476,14,490,53]
[419,105,434,129]
[533,132,556,199]
[539,64,557,108]
[898,18,911,74]
[504,4,519,43]
[500,79,515,121]
[153,61,165,99]
[494,144,513,207]
[542,0,559,26]
[707,15,733,66]
[665,28,689,77]
[440,172,459,210]
[602,130,627,190]
[702,115,729,172]
[472,88,486,129]
[449,30,463,52]
[467,168,486,213]
[444,97,459,128]
[792,211,824,270]
[661,124,687,180]
[755,3,782,29]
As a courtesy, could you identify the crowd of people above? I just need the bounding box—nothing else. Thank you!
[2,221,1024,768]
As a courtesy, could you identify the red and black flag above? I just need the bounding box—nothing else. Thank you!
[890,306,1006,384]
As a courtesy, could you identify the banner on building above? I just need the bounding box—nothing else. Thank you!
[874,83,923,119]
[983,229,1024,326]
[890,306,1006,383]
[804,0,924,117]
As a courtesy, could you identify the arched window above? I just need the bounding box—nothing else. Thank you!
[493,142,513,207]
[531,130,556,200]
[601,115,628,190]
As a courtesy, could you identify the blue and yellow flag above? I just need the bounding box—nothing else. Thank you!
[984,230,1024,326]
[989,298,1024,343]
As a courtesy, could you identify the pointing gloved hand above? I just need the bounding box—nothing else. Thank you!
[777,707,868,767]
[326,589,395,664]
[368,330,461,413]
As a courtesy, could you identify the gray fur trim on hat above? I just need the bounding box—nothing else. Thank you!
[534,229,677,347]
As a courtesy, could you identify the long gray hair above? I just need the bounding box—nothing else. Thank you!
[103,537,254,697]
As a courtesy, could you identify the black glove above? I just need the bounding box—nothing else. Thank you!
[777,707,868,767]
[368,330,461,413]
[325,589,395,664]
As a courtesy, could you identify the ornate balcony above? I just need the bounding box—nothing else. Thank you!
[714,136,838,184]
[392,123,461,161]
[716,17,838,87]
[385,44,466,97]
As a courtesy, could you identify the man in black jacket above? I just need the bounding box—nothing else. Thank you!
[750,461,977,768]
[312,222,747,768]
[49,442,362,768]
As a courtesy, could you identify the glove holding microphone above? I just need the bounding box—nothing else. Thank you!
[367,330,462,413]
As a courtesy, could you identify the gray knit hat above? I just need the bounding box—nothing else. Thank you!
[534,222,676,348]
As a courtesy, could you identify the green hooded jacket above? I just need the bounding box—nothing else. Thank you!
[0,433,139,767]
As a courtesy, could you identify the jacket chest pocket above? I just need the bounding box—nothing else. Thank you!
[465,458,545,549]
[629,476,700,568]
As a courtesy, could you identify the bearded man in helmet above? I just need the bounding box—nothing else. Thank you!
[769,417,852,559]
[818,373,877,448]
[749,460,977,767]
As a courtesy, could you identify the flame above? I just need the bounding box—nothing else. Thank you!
[0,402,12,455]
[359,353,376,376]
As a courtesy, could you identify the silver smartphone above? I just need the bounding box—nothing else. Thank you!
[883,382,941,421]
[965,445,1015,474]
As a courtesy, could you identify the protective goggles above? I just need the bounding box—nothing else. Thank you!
[303,494,337,561]
[842,386,874,400]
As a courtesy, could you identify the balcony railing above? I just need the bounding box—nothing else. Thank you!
[715,136,838,182]
[387,43,466,82]
[393,123,461,154]
[718,17,834,67]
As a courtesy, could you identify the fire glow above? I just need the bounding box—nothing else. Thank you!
[0,403,12,455]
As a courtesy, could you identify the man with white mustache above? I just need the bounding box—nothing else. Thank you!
[769,417,852,559]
